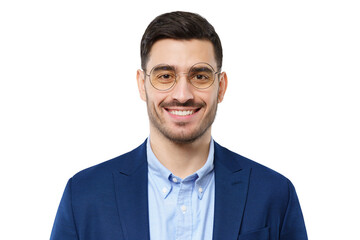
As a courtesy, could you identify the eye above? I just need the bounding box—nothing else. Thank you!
[191,73,210,82]
[155,72,176,83]
[160,74,172,79]
[194,74,208,80]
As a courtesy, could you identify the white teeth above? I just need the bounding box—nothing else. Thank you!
[170,110,194,116]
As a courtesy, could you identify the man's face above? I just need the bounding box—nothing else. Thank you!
[137,39,227,144]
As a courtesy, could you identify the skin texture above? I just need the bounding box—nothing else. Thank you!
[137,39,228,178]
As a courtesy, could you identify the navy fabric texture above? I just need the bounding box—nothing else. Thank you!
[51,140,307,240]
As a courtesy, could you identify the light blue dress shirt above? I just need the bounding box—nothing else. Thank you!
[147,138,215,240]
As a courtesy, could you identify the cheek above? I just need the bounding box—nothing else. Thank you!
[146,90,168,107]
[202,92,218,106]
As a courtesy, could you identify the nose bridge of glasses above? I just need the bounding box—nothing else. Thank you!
[176,71,190,80]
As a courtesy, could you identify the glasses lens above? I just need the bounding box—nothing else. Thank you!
[188,63,215,89]
[150,65,176,90]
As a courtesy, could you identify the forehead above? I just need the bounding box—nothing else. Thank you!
[147,39,217,70]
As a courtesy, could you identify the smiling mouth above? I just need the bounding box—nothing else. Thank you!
[165,108,201,116]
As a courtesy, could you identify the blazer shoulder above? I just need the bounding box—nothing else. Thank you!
[71,139,147,183]
[215,142,291,186]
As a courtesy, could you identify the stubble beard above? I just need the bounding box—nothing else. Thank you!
[146,94,218,145]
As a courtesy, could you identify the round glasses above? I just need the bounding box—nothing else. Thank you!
[144,62,220,91]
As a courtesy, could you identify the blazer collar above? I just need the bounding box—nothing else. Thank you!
[212,141,252,240]
[113,139,150,240]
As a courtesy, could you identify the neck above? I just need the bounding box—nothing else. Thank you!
[149,127,212,179]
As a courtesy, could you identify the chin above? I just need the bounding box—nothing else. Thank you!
[160,127,209,144]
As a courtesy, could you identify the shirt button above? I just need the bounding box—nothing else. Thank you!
[162,187,167,194]
[172,177,178,183]
[181,205,187,213]
[198,187,203,193]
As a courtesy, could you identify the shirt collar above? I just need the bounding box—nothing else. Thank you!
[147,137,214,200]
[194,139,214,199]
[147,139,173,198]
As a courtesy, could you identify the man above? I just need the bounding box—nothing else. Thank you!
[51,11,307,240]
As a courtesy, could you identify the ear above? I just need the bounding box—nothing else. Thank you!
[136,69,147,102]
[217,72,228,103]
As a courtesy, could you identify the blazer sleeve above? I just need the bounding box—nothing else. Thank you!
[50,178,79,240]
[280,180,308,240]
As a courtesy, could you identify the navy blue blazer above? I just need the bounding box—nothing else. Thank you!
[51,140,307,240]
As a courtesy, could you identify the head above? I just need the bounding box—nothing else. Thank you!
[137,11,227,144]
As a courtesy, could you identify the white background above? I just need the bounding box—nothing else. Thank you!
[1,0,359,239]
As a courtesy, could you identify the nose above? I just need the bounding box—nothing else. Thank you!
[170,73,194,103]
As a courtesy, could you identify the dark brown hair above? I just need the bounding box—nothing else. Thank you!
[140,11,223,71]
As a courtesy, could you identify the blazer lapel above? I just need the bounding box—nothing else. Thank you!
[112,140,150,240]
[213,142,251,240]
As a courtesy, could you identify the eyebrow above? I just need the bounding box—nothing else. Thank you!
[152,65,175,72]
[190,66,213,73]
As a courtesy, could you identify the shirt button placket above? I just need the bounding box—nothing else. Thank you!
[175,181,192,240]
